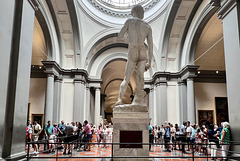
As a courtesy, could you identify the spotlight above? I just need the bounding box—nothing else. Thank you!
[198,71,200,74]
[39,66,42,69]
[216,71,219,74]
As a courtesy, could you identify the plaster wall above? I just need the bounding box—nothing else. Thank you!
[60,79,74,123]
[167,82,180,124]
[194,82,227,124]
[28,78,46,121]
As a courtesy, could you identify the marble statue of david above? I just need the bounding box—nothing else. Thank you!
[115,5,153,108]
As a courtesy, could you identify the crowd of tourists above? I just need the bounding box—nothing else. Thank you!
[26,120,113,155]
[149,121,231,161]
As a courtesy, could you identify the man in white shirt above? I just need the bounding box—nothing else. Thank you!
[186,121,192,151]
[32,121,42,154]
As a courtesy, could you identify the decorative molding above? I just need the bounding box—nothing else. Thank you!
[217,0,238,19]
[28,0,40,11]
[87,0,161,18]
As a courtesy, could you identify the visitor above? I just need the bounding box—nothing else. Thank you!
[63,123,74,154]
[164,124,171,152]
[26,120,32,146]
[195,129,203,155]
[207,124,219,160]
[58,120,66,149]
[186,121,192,151]
[82,120,92,151]
[31,120,42,155]
[220,122,230,161]
[190,124,197,151]
[149,124,154,150]
[102,125,108,148]
[44,120,55,153]
[179,121,187,153]
[97,125,103,147]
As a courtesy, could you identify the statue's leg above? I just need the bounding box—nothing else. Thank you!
[132,60,146,105]
[115,54,137,106]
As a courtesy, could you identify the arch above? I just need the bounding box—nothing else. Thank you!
[103,78,133,95]
[36,1,61,63]
[180,3,219,68]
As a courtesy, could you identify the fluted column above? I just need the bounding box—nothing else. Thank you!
[187,78,195,123]
[44,74,55,124]
[94,88,101,126]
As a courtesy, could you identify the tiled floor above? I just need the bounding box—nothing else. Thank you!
[26,144,217,161]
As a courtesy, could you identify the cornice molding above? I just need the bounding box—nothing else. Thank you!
[218,0,238,19]
[87,0,161,18]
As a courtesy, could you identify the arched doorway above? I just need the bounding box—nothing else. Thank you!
[101,60,136,123]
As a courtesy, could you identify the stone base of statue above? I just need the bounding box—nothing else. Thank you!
[111,104,151,161]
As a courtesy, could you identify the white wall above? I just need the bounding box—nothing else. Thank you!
[60,79,74,123]
[29,78,46,121]
[167,82,180,124]
[194,82,227,124]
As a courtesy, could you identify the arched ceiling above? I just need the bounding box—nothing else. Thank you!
[32,17,47,65]
[101,60,136,113]
[195,13,225,71]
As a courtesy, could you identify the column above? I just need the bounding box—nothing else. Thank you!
[187,78,195,123]
[148,86,154,125]
[155,84,161,125]
[159,82,168,125]
[101,94,106,121]
[73,75,85,122]
[218,0,240,143]
[1,0,35,159]
[84,84,90,122]
[152,85,157,125]
[53,78,62,123]
[179,81,188,123]
[94,88,101,126]
[44,74,55,124]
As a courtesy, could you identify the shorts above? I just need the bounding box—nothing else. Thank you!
[179,135,186,142]
[48,135,55,143]
[64,135,74,143]
[86,134,91,142]
[31,135,39,142]
[165,137,170,143]
[190,138,195,144]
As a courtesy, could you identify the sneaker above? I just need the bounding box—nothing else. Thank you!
[36,151,39,154]
[68,151,72,155]
[63,151,66,155]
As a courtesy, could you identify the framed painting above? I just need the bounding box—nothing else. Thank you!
[215,97,229,126]
[198,110,214,126]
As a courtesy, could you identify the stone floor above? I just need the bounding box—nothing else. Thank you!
[26,144,219,161]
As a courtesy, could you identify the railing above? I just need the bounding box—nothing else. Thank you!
[26,136,240,160]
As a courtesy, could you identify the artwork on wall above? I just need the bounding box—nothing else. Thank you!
[198,110,214,126]
[215,97,229,126]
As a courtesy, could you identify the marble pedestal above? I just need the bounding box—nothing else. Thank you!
[112,105,151,161]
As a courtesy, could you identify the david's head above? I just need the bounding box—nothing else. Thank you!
[131,5,144,19]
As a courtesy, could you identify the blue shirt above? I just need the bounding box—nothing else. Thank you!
[59,124,65,133]
[165,128,170,137]
[45,125,54,135]
[191,128,197,138]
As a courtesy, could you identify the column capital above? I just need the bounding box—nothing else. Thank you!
[42,61,61,78]
[179,65,199,81]
[218,0,238,19]
[47,73,54,78]
[187,77,194,82]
